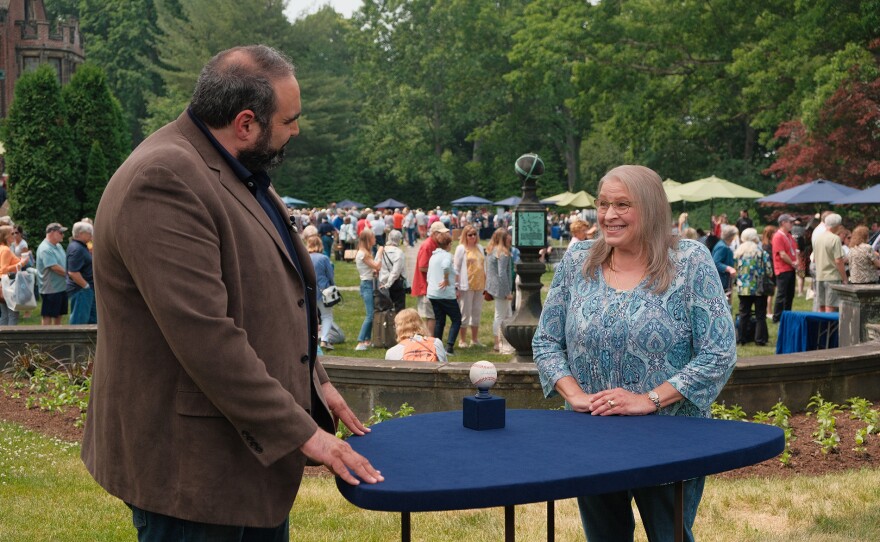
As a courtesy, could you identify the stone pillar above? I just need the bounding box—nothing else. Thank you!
[502,153,546,363]
[833,284,880,346]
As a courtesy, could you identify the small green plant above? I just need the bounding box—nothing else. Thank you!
[754,402,795,466]
[846,397,879,454]
[336,403,415,439]
[807,393,842,455]
[711,402,747,421]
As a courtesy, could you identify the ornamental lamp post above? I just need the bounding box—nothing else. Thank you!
[502,153,547,363]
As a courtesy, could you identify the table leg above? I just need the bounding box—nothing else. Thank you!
[401,511,410,542]
[505,505,515,542]
[547,500,555,542]
[675,481,684,542]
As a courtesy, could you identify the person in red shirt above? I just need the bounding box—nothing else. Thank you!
[393,208,404,231]
[411,221,449,331]
[356,211,369,236]
[771,214,798,322]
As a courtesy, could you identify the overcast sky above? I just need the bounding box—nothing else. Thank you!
[284,0,363,20]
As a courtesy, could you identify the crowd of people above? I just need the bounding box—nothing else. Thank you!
[289,195,880,359]
[692,209,880,345]
[0,216,97,326]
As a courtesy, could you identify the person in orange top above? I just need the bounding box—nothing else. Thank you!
[393,208,404,231]
[0,225,28,325]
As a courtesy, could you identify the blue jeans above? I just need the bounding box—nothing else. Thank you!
[0,303,19,325]
[321,235,334,258]
[129,504,289,542]
[406,227,416,246]
[429,297,461,351]
[358,280,374,342]
[69,287,96,325]
[577,477,705,542]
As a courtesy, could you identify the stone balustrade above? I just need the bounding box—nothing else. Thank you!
[2,323,880,418]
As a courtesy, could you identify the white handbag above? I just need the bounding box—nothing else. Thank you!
[321,285,342,307]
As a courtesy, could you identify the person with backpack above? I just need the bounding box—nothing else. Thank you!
[384,308,447,362]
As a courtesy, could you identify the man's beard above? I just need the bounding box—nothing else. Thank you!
[238,125,287,172]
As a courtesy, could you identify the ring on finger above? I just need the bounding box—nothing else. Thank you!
[608,399,615,407]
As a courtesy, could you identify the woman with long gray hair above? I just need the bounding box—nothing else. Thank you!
[533,165,736,541]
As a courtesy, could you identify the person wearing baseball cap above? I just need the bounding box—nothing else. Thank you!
[37,223,69,325]
[428,221,449,234]
[411,221,450,330]
[46,223,68,234]
[771,213,797,322]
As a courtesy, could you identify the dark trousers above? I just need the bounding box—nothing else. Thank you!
[738,295,768,345]
[128,504,289,542]
[430,297,461,352]
[772,270,795,323]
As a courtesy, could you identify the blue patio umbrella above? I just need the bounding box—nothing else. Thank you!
[831,184,880,205]
[757,179,860,204]
[374,198,408,209]
[337,199,365,209]
[493,196,522,207]
[281,196,308,207]
[451,195,493,206]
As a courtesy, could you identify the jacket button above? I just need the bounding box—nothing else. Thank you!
[297,299,305,307]
[301,354,309,364]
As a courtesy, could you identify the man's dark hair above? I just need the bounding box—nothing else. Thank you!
[190,45,295,129]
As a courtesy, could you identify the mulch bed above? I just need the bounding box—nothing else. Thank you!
[2,375,878,479]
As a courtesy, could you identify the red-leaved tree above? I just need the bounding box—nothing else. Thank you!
[765,74,880,192]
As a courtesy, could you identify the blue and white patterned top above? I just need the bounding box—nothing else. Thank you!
[533,239,736,418]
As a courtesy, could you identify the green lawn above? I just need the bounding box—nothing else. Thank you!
[2,421,879,541]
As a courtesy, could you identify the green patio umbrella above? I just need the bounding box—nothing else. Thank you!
[675,175,764,201]
[540,191,574,205]
[675,175,764,214]
[663,179,683,203]
[555,190,595,208]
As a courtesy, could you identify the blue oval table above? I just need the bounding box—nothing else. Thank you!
[337,409,784,541]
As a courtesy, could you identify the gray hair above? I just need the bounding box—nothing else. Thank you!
[721,225,739,242]
[740,227,760,244]
[190,45,295,129]
[583,165,677,294]
[387,229,403,246]
[72,221,94,237]
[824,213,842,227]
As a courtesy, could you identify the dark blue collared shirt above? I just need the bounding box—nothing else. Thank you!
[187,108,315,339]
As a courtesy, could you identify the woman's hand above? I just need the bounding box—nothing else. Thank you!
[589,388,656,416]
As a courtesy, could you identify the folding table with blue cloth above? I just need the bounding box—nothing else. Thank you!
[776,310,839,354]
[337,409,783,542]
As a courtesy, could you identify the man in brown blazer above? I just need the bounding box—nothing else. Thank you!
[82,45,382,540]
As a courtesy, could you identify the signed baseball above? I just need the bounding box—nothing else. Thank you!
[469,360,498,389]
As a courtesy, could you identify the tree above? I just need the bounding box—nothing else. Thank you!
[765,71,880,192]
[78,0,164,145]
[61,63,129,217]
[2,65,78,236]
[84,141,109,218]
[146,0,294,133]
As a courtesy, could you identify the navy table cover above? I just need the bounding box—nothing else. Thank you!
[776,310,839,354]
[337,409,784,513]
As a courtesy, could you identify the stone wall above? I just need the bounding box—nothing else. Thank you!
[3,326,880,418]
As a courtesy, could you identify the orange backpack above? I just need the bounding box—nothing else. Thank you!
[401,335,439,362]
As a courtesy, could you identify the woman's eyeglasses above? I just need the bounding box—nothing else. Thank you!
[467,233,477,237]
[596,200,633,215]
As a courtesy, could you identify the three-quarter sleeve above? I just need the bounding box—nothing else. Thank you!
[666,244,737,411]
[532,247,575,398]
